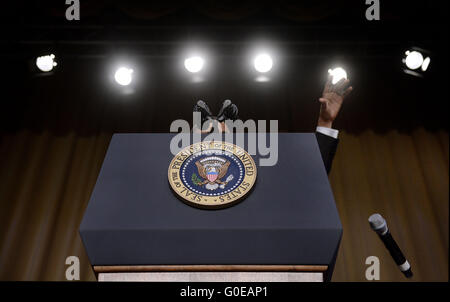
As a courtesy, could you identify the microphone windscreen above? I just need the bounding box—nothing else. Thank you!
[368,213,388,235]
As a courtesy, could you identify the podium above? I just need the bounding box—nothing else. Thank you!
[80,133,342,282]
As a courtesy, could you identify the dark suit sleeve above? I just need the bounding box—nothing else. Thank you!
[315,132,339,174]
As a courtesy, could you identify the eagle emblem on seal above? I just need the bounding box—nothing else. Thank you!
[193,156,234,191]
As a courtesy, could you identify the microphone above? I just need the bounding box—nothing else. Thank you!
[368,213,413,278]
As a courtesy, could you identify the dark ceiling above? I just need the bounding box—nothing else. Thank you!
[0,1,448,134]
[1,1,448,57]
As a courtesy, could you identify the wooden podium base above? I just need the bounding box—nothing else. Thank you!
[95,265,328,282]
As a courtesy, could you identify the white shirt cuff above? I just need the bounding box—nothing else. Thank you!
[316,126,339,139]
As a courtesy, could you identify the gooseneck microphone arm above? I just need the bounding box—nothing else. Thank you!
[368,213,413,278]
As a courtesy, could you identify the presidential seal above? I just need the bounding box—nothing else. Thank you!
[168,141,257,209]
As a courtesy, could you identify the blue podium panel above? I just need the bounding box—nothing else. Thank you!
[80,133,342,268]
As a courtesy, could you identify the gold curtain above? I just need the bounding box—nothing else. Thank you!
[0,128,448,281]
[0,130,111,281]
[331,129,448,281]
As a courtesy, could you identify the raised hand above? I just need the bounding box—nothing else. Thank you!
[318,75,353,128]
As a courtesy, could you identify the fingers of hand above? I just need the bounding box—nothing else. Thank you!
[334,78,347,89]
[323,74,333,93]
[343,86,353,97]
[334,78,351,95]
[319,98,328,111]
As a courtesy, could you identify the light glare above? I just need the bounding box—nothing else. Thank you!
[114,67,133,86]
[255,75,270,82]
[184,56,205,73]
[254,54,273,73]
[328,67,347,85]
[405,51,424,70]
[36,54,57,72]
[421,57,431,71]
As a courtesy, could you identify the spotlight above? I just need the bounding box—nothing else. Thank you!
[114,67,133,86]
[36,54,57,72]
[402,48,431,77]
[328,67,347,85]
[254,54,273,73]
[184,56,205,73]
[404,51,424,70]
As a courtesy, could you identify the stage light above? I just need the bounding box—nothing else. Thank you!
[36,54,57,72]
[402,48,431,77]
[184,56,205,73]
[404,51,423,70]
[114,67,133,86]
[328,67,347,85]
[254,54,273,73]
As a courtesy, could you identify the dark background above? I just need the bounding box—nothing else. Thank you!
[0,0,448,134]
[0,1,448,282]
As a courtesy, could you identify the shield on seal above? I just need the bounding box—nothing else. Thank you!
[207,170,218,182]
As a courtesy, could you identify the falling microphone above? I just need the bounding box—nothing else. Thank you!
[368,213,413,278]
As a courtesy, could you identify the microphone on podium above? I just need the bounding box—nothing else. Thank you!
[368,213,413,278]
